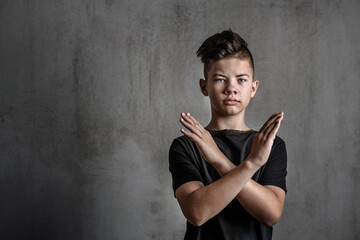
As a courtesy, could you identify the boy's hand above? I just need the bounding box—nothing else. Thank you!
[247,112,284,168]
[179,113,226,166]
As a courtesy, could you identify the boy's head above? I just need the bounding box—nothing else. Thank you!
[196,29,254,80]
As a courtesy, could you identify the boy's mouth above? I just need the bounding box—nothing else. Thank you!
[224,98,239,105]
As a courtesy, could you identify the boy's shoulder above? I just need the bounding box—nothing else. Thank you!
[170,135,194,150]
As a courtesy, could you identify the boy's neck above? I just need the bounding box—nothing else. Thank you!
[206,112,251,131]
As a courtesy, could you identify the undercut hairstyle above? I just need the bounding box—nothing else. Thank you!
[196,29,255,79]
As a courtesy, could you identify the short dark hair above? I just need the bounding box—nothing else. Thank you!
[196,29,254,79]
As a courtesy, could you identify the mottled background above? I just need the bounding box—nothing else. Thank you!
[1,0,359,239]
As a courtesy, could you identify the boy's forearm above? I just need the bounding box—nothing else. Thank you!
[215,158,284,226]
[181,160,258,226]
[237,181,284,226]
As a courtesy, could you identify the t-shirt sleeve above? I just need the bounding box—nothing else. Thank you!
[169,138,203,196]
[259,137,287,193]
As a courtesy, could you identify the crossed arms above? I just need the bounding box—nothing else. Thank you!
[175,112,285,227]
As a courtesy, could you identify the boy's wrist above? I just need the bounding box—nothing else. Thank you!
[243,157,262,173]
[211,155,261,176]
[211,156,234,176]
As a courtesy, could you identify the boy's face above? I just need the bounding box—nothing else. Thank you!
[200,56,258,118]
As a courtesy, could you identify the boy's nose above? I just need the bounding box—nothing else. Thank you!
[225,89,237,94]
[225,84,238,95]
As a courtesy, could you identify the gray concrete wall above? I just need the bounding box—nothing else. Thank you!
[1,0,359,239]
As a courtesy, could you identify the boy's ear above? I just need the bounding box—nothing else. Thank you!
[251,80,259,98]
[199,79,208,96]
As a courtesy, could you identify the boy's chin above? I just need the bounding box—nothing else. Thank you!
[216,109,245,117]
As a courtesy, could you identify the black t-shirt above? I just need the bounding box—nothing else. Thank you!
[169,129,287,240]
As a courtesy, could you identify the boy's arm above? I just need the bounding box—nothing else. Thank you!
[176,112,284,227]
[175,154,261,227]
[213,159,285,227]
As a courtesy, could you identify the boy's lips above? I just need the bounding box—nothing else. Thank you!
[224,98,239,105]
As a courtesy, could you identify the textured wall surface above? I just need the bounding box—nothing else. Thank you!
[1,0,359,239]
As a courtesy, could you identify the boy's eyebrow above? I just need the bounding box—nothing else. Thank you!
[212,73,227,78]
[212,73,250,78]
[236,74,250,78]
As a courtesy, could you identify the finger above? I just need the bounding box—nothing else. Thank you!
[181,113,205,134]
[266,114,283,141]
[181,112,195,126]
[186,113,205,132]
[258,113,279,133]
[263,113,283,136]
[260,112,283,134]
[180,128,201,143]
[180,117,202,136]
[180,113,204,136]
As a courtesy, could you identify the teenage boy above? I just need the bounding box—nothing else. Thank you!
[169,29,287,240]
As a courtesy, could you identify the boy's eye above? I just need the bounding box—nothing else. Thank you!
[216,78,225,82]
[238,79,246,83]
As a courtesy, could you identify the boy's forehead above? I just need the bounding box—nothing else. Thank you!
[206,57,253,77]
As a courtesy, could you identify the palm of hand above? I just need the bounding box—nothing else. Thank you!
[179,113,225,165]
